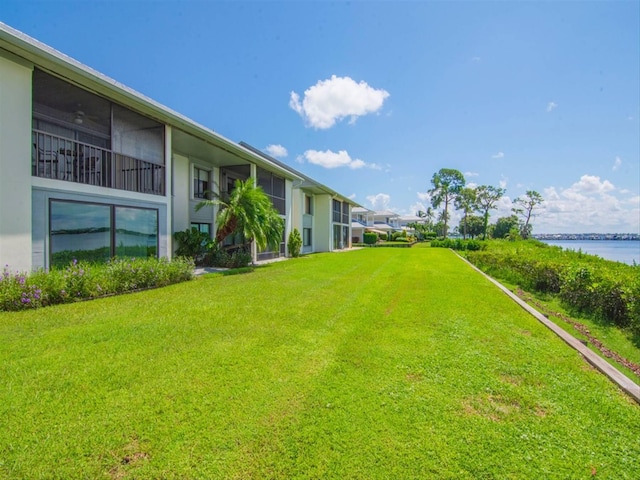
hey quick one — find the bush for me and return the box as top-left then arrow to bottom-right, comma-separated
174,228 -> 213,265
0,257 -> 194,312
204,245 -> 252,268
363,232 -> 378,245
288,229 -> 302,258
465,240 -> 639,332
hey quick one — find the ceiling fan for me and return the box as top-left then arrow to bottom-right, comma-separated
72,104 -> 100,125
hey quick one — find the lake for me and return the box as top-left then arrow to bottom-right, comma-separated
540,240 -> 640,265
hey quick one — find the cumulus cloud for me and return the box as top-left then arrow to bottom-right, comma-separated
265,144 -> 288,158
410,202 -> 428,216
612,156 -> 622,171
301,149 -> 379,170
366,193 -> 391,211
492,152 -> 504,159
536,174 -> 639,233
547,101 -> 558,112
348,193 -> 357,200
289,75 -> 390,129
464,171 -> 479,177
417,191 -> 431,203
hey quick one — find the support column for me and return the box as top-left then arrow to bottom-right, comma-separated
0,53 -> 33,271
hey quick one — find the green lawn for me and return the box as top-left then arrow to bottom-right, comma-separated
1,248 -> 639,479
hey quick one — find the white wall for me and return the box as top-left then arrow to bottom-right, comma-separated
314,194 -> 331,252
0,53 -> 33,271
171,153 -> 190,238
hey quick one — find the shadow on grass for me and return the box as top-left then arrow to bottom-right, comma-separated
221,266 -> 255,276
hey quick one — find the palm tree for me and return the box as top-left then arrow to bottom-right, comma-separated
196,179 -> 283,252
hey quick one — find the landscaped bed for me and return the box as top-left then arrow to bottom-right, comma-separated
1,247 -> 639,478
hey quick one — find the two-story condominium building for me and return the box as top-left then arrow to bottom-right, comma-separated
0,23 -> 356,271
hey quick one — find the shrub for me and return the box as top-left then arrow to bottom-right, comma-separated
0,257 -> 194,312
204,245 -> 252,268
363,232 -> 378,245
174,228 -> 213,265
288,228 -> 302,258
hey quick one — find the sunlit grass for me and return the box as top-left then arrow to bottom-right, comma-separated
1,248 -> 639,478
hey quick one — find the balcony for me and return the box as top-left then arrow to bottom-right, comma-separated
32,130 -> 165,196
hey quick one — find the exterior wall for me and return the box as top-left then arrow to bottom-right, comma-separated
0,52 -> 33,271
314,194 -> 331,252
171,153 -> 190,236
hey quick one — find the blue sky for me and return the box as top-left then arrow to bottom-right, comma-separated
2,1 -> 639,233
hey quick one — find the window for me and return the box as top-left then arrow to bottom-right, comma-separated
256,167 -> 286,215
342,226 -> 349,248
332,199 -> 342,223
305,195 -> 313,215
333,225 -> 342,249
303,228 -> 312,247
193,167 -> 210,199
50,200 -> 158,268
190,223 -> 211,235
342,201 -> 349,224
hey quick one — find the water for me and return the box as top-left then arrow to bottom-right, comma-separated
540,240 -> 640,265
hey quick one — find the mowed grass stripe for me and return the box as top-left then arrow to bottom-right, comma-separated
0,248 -> 638,479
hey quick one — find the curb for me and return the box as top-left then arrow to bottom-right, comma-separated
455,252 -> 640,405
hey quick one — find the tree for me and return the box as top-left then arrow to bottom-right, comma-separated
475,185 -> 505,240
492,215 -> 520,239
454,187 -> 476,239
512,190 -> 544,239
196,179 -> 284,252
428,168 -> 465,238
458,215 -> 484,239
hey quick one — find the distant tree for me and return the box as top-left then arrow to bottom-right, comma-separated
428,169 -> 465,238
475,185 -> 505,240
512,190 -> 544,239
492,215 -> 520,239
459,215 -> 484,239
454,187 -> 476,239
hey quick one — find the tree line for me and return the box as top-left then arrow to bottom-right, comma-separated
409,168 -> 544,240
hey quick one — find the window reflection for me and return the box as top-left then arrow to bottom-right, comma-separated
115,207 -> 158,258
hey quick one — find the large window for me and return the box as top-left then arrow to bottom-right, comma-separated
303,228 -> 312,247
333,225 -> 342,250
193,167 -> 210,199
50,200 -> 158,268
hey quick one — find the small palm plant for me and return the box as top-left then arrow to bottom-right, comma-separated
195,179 -> 283,253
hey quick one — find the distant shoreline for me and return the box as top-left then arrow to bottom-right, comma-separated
534,234 -> 639,241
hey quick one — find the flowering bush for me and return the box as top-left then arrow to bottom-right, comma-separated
0,257 -> 194,312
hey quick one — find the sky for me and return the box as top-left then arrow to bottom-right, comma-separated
2,1 -> 639,234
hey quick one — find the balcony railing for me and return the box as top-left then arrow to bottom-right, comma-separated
32,130 -> 165,196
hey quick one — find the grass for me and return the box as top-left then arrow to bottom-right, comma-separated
1,247 -> 639,478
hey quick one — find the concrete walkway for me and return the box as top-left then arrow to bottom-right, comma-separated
457,253 -> 640,404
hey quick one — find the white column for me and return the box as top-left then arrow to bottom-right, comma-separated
0,53 -> 33,271
249,163 -> 257,262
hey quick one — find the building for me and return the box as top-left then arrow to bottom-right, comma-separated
0,23 -> 356,271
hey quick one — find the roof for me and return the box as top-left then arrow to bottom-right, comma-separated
374,210 -> 401,218
0,22 -> 298,180
352,206 -> 374,214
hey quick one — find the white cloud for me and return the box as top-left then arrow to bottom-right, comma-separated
410,202 -> 427,216
612,156 -> 622,171
499,176 -> 508,189
417,191 -> 431,203
464,171 -> 479,177
301,149 -> 379,170
289,75 -> 390,129
265,144 -> 288,158
547,101 -> 558,112
366,193 -> 391,210
492,152 -> 504,159
348,193 -> 356,200
536,174 -> 639,233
